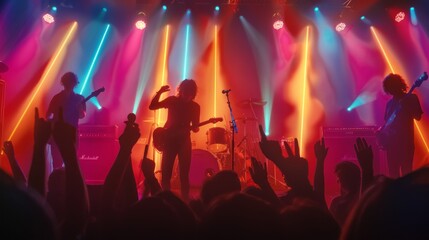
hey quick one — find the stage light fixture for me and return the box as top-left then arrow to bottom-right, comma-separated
135,12 -> 147,30
43,13 -> 55,24
395,11 -> 405,22
162,5 -> 167,10
215,6 -> 220,11
335,22 -> 346,32
360,15 -> 372,25
410,7 -> 417,25
42,5 -> 57,24
314,7 -> 319,12
272,12 -> 284,30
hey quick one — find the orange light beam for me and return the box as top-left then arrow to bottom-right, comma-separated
370,26 -> 395,73
7,22 -> 78,141
214,25 -> 218,121
156,25 -> 170,125
415,120 -> 429,152
155,25 -> 170,163
299,26 -> 310,156
371,26 -> 429,153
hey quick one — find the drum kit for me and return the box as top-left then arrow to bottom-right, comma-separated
169,98 -> 266,188
202,98 -> 266,184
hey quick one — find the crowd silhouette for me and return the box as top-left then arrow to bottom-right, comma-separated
1,107 -> 429,240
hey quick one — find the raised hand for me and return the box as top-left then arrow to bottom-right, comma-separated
3,141 -> 15,159
282,138 -> 310,188
258,125 -> 285,169
28,107 -> 52,195
314,138 -> 329,162
141,157 -> 156,179
354,137 -> 373,172
158,85 -> 170,93
314,138 -> 328,207
119,114 -> 140,152
248,157 -> 268,186
34,107 -> 51,146
3,141 -> 27,184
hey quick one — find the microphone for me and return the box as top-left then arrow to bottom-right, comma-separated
222,89 -> 231,94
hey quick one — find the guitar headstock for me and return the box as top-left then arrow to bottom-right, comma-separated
415,72 -> 428,87
91,87 -> 105,97
209,117 -> 223,123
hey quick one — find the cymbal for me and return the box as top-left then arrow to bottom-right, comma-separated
0,61 -> 8,73
239,98 -> 267,107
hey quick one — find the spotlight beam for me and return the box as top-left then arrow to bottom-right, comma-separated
299,26 -> 310,156
370,27 -> 395,73
182,24 -> 190,80
79,24 -> 111,110
7,22 -> 78,142
214,25 -> 218,121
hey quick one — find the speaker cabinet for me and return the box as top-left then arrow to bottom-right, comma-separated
323,127 -> 387,205
77,138 -> 119,185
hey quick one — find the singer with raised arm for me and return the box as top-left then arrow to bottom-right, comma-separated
46,72 -> 86,170
149,79 -> 200,201
379,73 -> 424,178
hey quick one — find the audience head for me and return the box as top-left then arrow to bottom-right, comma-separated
341,167 -> 429,240
119,196 -> 182,239
281,199 -> 340,240
335,161 -> 361,195
0,169 -> 59,239
198,192 -> 284,239
200,170 -> 241,206
155,190 -> 197,237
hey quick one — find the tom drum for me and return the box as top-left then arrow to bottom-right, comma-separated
206,127 -> 228,153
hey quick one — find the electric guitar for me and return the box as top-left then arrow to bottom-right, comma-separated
153,117 -> 223,152
376,72 -> 427,149
82,87 -> 105,104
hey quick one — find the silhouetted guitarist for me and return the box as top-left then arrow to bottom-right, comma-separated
380,73 -> 424,178
149,79 -> 200,201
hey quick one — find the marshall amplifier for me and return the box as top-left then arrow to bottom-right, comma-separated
77,125 -> 119,184
78,125 -> 118,139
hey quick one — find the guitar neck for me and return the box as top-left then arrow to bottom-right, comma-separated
197,119 -> 214,127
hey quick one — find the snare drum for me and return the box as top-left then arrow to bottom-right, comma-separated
206,127 -> 228,153
189,149 -> 221,187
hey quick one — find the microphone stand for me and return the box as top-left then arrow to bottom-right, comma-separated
224,91 -> 238,171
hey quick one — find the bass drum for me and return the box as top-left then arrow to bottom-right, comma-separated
189,149 -> 221,187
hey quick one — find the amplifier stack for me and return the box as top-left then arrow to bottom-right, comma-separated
77,125 -> 119,185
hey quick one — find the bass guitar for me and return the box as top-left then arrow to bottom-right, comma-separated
83,87 -> 105,104
376,72 -> 427,149
153,117 -> 223,152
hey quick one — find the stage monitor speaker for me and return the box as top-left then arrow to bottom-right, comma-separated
77,125 -> 119,185
322,126 -> 386,204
